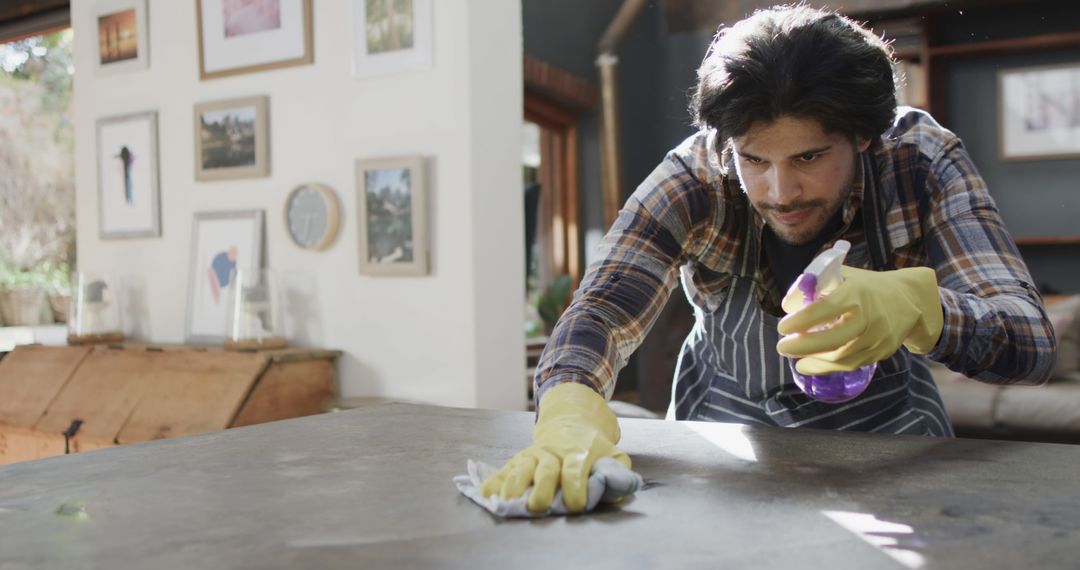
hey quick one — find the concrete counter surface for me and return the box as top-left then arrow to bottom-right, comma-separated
1,401 -> 1078,569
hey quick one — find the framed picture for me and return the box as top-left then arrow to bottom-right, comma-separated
94,0 -> 149,74
197,0 -> 313,80
185,210 -> 265,343
356,156 -> 429,276
194,96 -> 269,181
96,111 -> 161,239
352,0 -> 433,78
999,62 -> 1080,161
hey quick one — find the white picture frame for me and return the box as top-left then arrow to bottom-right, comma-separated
352,0 -> 433,78
185,210 -> 265,343
194,96 -> 270,181
356,156 -> 429,276
999,62 -> 1080,161
96,111 -> 161,239
94,0 -> 149,74
197,0 -> 313,80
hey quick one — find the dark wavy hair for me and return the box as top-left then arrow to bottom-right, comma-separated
690,5 -> 897,148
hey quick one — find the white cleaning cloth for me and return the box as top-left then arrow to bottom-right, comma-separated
454,457 -> 644,518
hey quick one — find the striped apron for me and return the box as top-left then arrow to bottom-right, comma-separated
667,153 -> 954,436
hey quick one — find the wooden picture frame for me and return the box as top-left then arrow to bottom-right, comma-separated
196,0 -> 313,80
94,0 -> 149,74
185,210 -> 265,343
194,96 -> 269,181
999,62 -> 1080,161
356,156 -> 429,276
96,111 -> 161,239
352,0 -> 433,78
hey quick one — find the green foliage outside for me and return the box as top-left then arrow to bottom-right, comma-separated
0,29 -> 75,294
535,274 -> 572,336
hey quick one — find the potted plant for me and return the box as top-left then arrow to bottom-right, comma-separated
0,264 -> 52,326
535,274 -> 573,336
44,262 -> 73,323
0,188 -> 74,326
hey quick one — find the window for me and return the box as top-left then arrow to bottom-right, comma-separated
0,29 -> 75,325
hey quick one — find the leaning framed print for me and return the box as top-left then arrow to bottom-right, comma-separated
194,95 -> 270,181
356,155 -> 429,276
185,209 -> 265,343
352,0 -> 433,78
196,0 -> 313,80
94,0 -> 149,74
999,62 -> 1080,161
96,111 -> 161,239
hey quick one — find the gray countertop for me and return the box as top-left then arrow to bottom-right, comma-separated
1,401 -> 1078,569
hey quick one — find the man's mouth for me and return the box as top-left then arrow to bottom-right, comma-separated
772,209 -> 812,225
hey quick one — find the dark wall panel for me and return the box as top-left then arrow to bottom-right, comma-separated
940,0 -> 1080,292
944,49 -> 1080,240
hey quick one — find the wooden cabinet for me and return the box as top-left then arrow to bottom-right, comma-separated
0,343 -> 340,465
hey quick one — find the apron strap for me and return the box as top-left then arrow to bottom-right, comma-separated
860,151 -> 894,271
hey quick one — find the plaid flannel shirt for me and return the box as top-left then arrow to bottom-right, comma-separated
534,107 -> 1057,403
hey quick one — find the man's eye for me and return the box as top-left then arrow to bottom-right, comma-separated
797,153 -> 819,163
743,156 -> 764,165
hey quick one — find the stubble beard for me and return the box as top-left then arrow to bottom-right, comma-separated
754,169 -> 856,246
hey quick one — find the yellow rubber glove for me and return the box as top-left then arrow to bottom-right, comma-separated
480,382 -> 630,514
776,265 -> 944,375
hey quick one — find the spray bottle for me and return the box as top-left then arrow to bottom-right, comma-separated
786,240 -> 876,403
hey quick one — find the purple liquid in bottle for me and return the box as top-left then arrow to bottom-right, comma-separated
787,273 -> 876,403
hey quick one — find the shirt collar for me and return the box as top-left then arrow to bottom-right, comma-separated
843,150 -> 867,226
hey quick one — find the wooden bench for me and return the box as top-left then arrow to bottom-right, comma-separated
0,343 -> 340,465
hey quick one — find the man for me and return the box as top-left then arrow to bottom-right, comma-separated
482,5 -> 1056,514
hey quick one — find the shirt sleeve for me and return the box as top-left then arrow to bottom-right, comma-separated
923,136 -> 1057,385
533,144 -> 718,404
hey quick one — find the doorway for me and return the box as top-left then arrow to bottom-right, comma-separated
522,92 -> 582,340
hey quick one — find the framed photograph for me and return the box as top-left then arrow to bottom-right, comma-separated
999,62 -> 1080,161
194,96 -> 269,181
94,0 -> 149,74
352,0 -> 433,78
185,210 -> 265,343
356,156 -> 429,276
197,0 -> 313,80
96,111 -> 161,239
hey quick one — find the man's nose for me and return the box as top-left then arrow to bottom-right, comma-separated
767,166 -> 802,204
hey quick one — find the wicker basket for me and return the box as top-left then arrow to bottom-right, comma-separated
49,293 -> 71,323
0,287 -> 51,326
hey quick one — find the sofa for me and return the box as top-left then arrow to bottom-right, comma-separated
931,295 -> 1080,443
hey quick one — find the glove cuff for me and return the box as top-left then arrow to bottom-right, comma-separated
536,382 -> 621,444
901,267 -> 944,354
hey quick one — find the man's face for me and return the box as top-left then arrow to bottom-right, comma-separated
731,115 -> 870,245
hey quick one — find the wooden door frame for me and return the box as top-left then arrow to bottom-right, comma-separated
525,92 -> 582,287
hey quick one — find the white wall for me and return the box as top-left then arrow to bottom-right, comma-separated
71,0 -> 525,410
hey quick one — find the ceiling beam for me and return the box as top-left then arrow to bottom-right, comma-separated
0,0 -> 68,25
0,0 -> 67,41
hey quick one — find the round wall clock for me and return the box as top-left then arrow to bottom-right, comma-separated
284,183 -> 341,251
